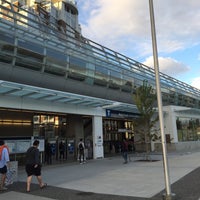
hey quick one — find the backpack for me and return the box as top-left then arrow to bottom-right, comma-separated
0,145 -> 9,160
79,143 -> 84,151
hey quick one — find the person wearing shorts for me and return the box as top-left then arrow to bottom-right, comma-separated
25,140 -> 47,192
0,140 -> 10,191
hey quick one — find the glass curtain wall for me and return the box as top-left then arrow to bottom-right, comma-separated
103,119 -> 135,155
176,117 -> 200,141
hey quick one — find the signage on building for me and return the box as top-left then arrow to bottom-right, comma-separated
96,136 -> 102,147
5,137 -> 45,154
118,129 -> 132,133
106,109 -> 140,119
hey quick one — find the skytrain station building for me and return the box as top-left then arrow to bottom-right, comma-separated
0,0 -> 200,164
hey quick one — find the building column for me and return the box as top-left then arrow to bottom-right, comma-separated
92,115 -> 104,159
163,106 -> 178,143
168,107 -> 178,142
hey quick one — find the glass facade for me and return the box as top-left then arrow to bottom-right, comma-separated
33,115 -> 67,139
176,117 -> 200,141
103,119 -> 135,155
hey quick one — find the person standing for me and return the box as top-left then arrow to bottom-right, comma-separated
78,139 -> 85,164
0,140 -> 10,191
121,138 -> 129,164
59,141 -> 65,160
25,140 -> 47,192
45,142 -> 52,165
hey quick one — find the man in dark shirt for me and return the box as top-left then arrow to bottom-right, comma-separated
25,140 -> 47,192
78,139 -> 85,164
121,139 -> 129,164
59,141 -> 65,160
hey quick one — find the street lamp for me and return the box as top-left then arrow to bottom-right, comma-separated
148,0 -> 174,199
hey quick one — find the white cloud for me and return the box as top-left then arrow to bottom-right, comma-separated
191,77 -> 200,90
143,56 -> 190,77
78,0 -> 150,54
77,0 -> 200,88
77,0 -> 200,57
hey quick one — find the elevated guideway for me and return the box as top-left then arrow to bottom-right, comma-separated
0,1 -> 200,112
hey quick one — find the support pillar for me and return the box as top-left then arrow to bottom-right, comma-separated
92,115 -> 104,159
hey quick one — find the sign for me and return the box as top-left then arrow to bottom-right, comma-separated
118,129 -> 132,133
106,109 -> 140,118
5,138 -> 45,154
16,141 -> 31,153
97,136 -> 102,147
6,141 -> 16,154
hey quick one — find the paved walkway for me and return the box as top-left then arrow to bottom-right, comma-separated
1,151 -> 200,200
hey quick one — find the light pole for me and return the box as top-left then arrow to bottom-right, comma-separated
148,0 -> 173,199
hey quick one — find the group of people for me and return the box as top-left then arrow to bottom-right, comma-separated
45,141 -> 65,165
0,137 -> 128,192
0,138 -> 86,192
0,139 -> 47,192
45,139 -> 86,164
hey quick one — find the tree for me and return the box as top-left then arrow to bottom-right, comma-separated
133,80 -> 160,157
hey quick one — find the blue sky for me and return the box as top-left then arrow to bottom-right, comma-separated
76,0 -> 200,90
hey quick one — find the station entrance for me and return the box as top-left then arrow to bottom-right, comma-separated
0,108 -> 93,165
0,108 -> 138,165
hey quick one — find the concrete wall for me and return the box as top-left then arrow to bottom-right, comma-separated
154,141 -> 200,153
0,63 -> 134,104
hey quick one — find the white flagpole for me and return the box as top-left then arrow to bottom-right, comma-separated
148,0 -> 173,199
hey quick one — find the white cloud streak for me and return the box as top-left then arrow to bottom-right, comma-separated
143,56 -> 190,77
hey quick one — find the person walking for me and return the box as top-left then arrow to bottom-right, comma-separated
25,140 -> 47,192
0,140 -> 10,191
78,139 -> 85,164
121,138 -> 128,164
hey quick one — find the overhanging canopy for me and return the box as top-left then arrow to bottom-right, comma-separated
0,80 -> 138,114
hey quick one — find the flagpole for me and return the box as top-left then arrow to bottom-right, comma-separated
148,1 -> 173,199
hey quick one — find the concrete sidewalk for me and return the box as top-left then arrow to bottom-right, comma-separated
1,151 -> 200,200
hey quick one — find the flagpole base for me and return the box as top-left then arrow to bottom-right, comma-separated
162,193 -> 176,200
